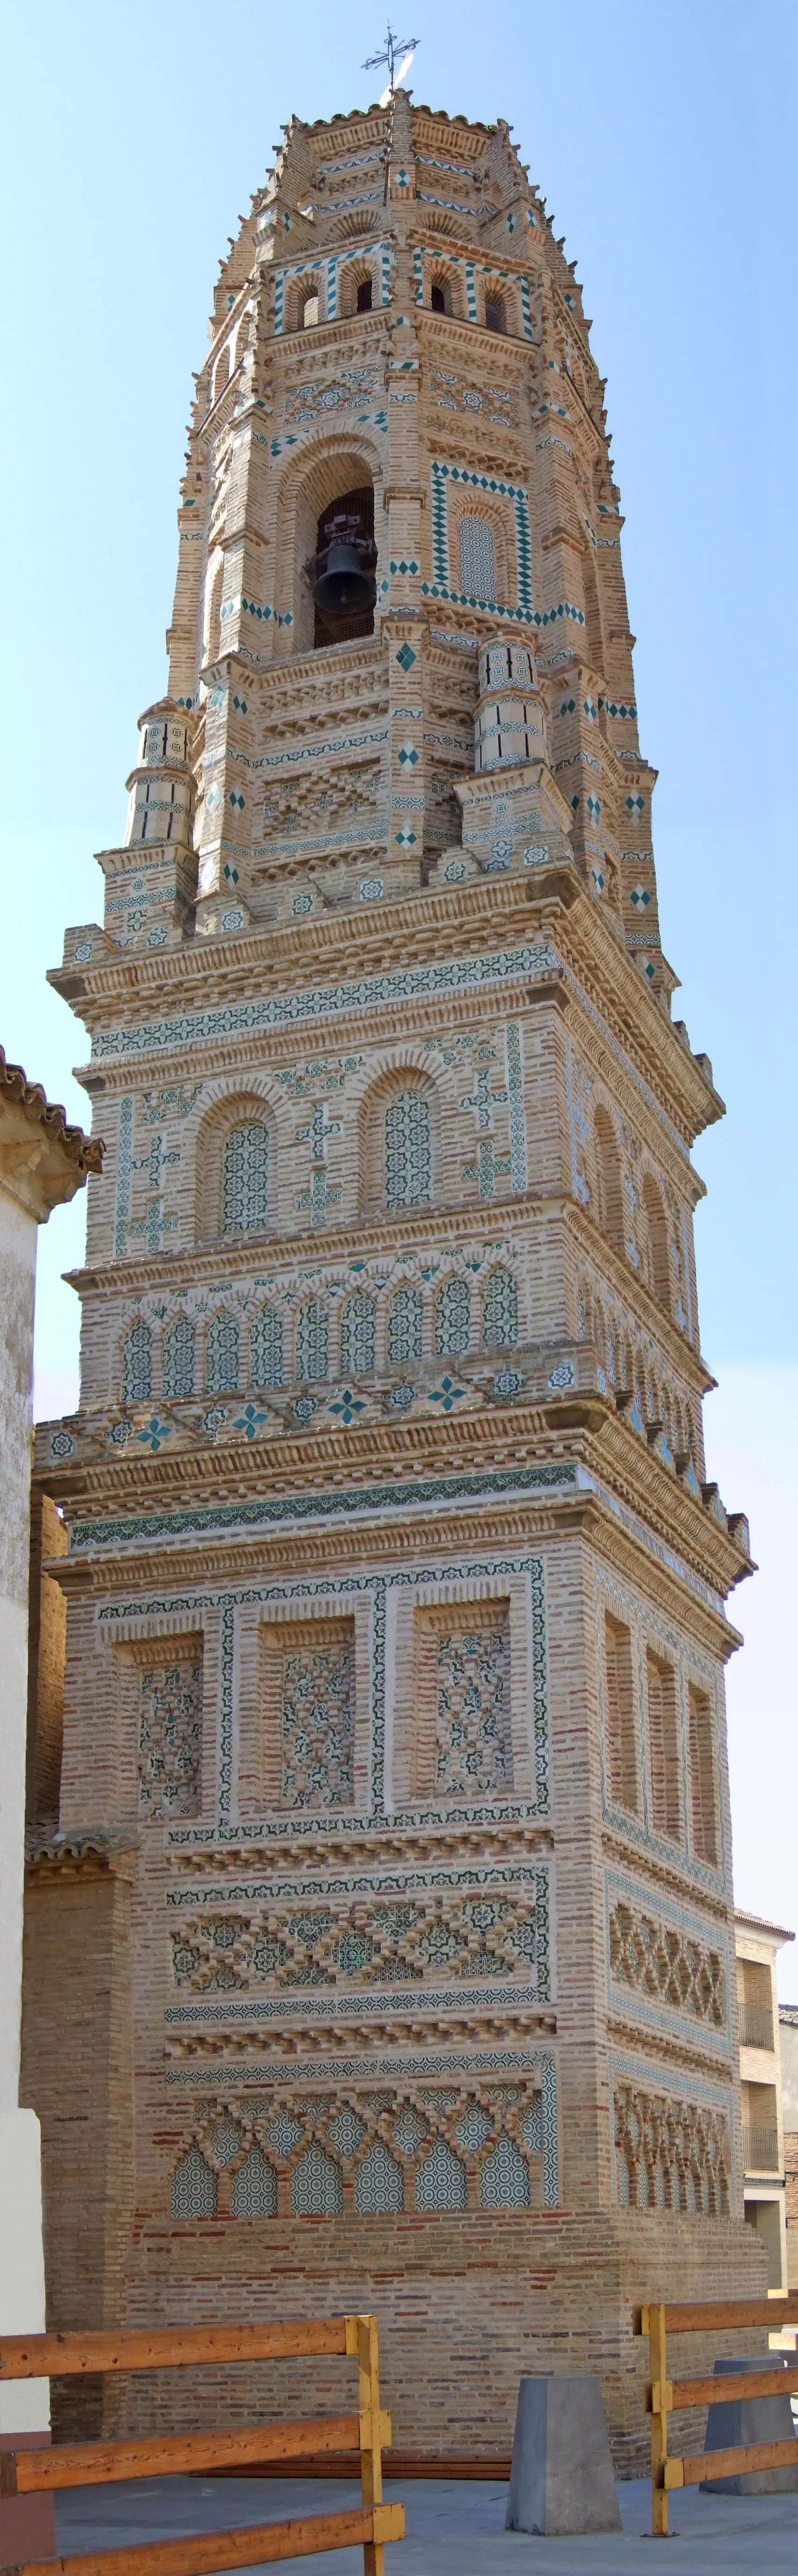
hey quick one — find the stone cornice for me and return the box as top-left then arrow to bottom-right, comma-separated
55,876 -> 720,1150
36,1404 -> 749,1625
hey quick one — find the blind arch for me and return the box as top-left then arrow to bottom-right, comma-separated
122,1319 -> 152,1403
459,515 -> 496,601
340,1291 -> 376,1379
206,1310 -> 240,1394
222,1120 -> 269,1236
296,1298 -> 329,1382
384,1089 -> 432,1209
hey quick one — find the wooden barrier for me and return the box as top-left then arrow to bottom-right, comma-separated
634,2295 -> 798,2536
0,2314 -> 404,2576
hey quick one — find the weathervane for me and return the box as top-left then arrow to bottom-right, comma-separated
363,23 -> 419,107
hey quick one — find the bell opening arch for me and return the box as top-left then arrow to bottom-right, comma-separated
276,440 -> 384,659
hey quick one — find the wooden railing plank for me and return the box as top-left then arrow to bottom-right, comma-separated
646,2367 -> 798,2413
19,2502 -> 406,2576
0,2323 -> 348,2381
666,2437 -> 798,2489
3,2415 -> 381,2495
638,2297 -> 798,2336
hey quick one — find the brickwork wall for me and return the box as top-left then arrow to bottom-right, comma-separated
20,1856 -> 134,2436
117,2207 -> 766,2474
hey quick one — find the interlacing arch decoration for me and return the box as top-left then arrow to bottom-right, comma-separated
169,2079 -> 548,2220
613,2079 -> 729,2217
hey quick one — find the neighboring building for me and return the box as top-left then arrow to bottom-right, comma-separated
734,1912 -> 795,2293
0,1048 -> 100,2544
780,2005 -> 798,2291
23,91 -> 767,2469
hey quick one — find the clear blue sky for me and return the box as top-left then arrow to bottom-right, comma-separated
1,0 -> 796,1954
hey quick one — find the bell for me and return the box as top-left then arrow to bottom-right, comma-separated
313,539 -> 376,618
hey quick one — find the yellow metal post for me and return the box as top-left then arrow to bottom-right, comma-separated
349,2315 -> 384,2576
647,2304 -> 670,2537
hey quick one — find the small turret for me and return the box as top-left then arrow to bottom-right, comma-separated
124,700 -> 194,848
474,637 -> 547,772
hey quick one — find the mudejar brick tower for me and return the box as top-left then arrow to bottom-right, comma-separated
24,84 -> 763,2463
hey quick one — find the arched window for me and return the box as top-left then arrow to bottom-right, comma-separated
340,1291 -> 376,1379
388,1283 -> 423,1367
298,283 -> 319,329
250,1304 -> 284,1388
223,1121 -> 269,1236
435,1276 -> 471,1355
384,1090 -> 432,1209
430,278 -> 452,315
482,1269 -> 518,1349
459,515 -> 496,601
485,293 -> 506,333
642,1174 -> 671,1311
593,1105 -> 625,1250
356,277 -> 373,312
206,1310 -> 240,1394
163,1315 -> 195,1399
122,1319 -> 152,1403
296,1298 -> 329,1382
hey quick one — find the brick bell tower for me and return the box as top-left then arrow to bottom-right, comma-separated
27,82 -> 763,2465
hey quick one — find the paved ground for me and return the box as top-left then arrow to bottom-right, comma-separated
56,2467 -> 798,2575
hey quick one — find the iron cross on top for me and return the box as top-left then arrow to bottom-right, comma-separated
362,24 -> 419,101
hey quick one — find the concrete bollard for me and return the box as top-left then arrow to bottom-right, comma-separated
505,2375 -> 622,2536
701,2354 -> 798,2494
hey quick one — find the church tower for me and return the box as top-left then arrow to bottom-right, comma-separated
27,87 -> 762,2463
